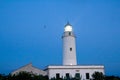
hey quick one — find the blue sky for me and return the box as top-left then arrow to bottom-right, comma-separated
0,0 -> 120,76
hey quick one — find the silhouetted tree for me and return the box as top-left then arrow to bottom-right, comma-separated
6,71 -> 48,80
1,72 -> 120,80
105,75 -> 120,80
0,74 -> 6,80
92,72 -> 105,80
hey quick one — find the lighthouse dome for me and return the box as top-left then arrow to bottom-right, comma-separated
64,23 -> 72,32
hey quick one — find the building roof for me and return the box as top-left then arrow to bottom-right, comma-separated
11,63 -> 47,76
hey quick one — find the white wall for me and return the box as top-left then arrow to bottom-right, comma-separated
47,65 -> 104,80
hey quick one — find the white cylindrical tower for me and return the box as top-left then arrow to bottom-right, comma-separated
62,23 -> 77,65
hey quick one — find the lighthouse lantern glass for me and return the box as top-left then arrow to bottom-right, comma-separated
64,25 -> 72,32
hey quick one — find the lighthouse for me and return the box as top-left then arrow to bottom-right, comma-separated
46,22 -> 104,80
62,22 -> 77,65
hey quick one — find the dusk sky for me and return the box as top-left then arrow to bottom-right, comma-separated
0,0 -> 120,76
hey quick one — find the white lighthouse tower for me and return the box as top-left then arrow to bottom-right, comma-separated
62,22 -> 77,65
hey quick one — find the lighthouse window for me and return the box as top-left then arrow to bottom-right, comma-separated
86,73 -> 90,79
70,48 -> 72,51
66,73 -> 70,79
56,73 -> 60,79
75,73 -> 80,79
69,32 -> 71,35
